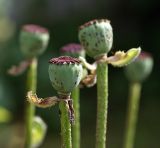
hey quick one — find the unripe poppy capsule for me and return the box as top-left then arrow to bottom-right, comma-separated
20,24 -> 49,58
79,19 -> 113,59
125,51 -> 153,82
48,56 -> 83,95
60,43 -> 85,58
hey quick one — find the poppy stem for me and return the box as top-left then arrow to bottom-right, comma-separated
72,87 -> 80,148
96,62 -> 108,148
59,100 -> 72,148
123,82 -> 141,148
25,58 -> 37,148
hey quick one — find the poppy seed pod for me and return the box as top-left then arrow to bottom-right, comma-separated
60,43 -> 87,80
48,56 -> 83,95
125,51 -> 153,82
78,19 -> 113,59
60,43 -> 85,58
20,24 -> 49,58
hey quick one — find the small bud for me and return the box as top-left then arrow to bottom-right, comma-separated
79,19 -> 113,59
49,56 -> 83,95
20,24 -> 49,58
125,51 -> 153,82
60,43 -> 85,58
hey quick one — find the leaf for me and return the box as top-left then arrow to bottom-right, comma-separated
107,47 -> 141,67
32,116 -> 47,148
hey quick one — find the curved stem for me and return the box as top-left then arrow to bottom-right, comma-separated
25,58 -> 37,148
59,101 -> 72,148
123,82 -> 141,148
71,87 -> 80,148
96,62 -> 108,148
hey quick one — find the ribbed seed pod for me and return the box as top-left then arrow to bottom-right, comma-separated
48,56 -> 83,95
60,43 -> 85,58
125,51 -> 153,82
79,19 -> 113,59
20,24 -> 49,58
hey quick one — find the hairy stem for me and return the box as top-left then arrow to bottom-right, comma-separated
96,62 -> 108,148
25,58 -> 37,148
59,101 -> 72,148
72,87 -> 80,148
123,82 -> 141,148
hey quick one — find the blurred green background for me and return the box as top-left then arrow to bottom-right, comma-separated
0,0 -> 160,147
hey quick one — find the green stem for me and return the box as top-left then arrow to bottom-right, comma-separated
59,101 -> 72,148
25,58 -> 37,148
123,82 -> 141,148
71,87 -> 80,148
96,62 -> 108,148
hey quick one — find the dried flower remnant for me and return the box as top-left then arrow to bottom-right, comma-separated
27,91 -> 59,108
8,59 -> 32,76
107,47 -> 141,67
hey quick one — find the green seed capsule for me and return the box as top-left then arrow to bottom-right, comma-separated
48,56 -> 83,95
125,51 -> 153,82
20,24 -> 49,58
79,19 -> 113,59
60,43 -> 85,58
60,43 -> 87,80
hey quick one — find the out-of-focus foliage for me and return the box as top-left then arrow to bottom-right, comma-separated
0,0 -> 15,43
32,116 -> 47,148
0,106 -> 12,123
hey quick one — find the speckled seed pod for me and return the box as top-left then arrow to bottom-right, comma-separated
20,24 -> 49,58
125,51 -> 153,82
48,56 -> 83,95
79,19 -> 113,59
60,43 -> 85,58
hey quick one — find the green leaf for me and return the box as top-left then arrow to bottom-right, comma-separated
32,116 -> 47,148
107,47 -> 141,67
